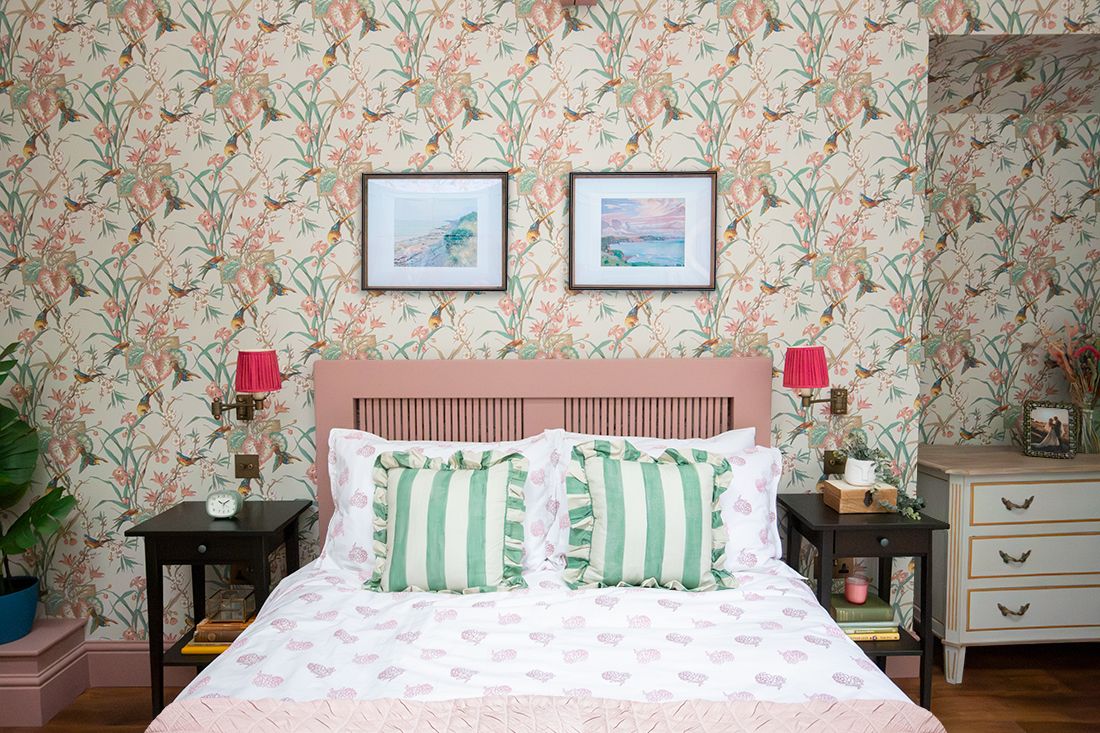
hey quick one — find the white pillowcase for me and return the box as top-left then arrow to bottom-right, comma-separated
543,428 -> 761,568
718,445 -> 783,570
322,428 -> 560,579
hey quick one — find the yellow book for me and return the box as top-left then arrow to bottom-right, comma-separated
180,641 -> 232,655
846,631 -> 901,642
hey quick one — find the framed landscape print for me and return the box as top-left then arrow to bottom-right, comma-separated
568,171 -> 716,290
361,172 -> 508,291
1022,400 -> 1079,459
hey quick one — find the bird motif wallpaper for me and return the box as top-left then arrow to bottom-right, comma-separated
0,0 -> 1094,643
920,32 -> 1100,446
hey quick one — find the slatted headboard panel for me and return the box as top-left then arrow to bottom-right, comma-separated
356,398 -> 526,442
563,397 -> 734,439
315,357 -> 772,540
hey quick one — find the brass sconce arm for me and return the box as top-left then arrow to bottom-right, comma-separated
210,393 -> 268,421
798,387 -> 848,415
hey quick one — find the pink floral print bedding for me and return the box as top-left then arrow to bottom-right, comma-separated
167,560 -> 929,725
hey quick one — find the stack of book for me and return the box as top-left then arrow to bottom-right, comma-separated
830,593 -> 899,641
180,615 -> 255,655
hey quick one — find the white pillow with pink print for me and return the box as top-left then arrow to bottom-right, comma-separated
322,428 -> 562,579
718,445 -> 784,571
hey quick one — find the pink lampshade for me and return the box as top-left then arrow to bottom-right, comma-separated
235,350 -> 282,393
782,346 -> 830,390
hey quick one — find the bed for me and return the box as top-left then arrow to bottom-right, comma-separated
149,358 -> 944,732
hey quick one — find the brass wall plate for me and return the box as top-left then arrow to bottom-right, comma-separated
234,453 -> 260,479
823,450 -> 847,475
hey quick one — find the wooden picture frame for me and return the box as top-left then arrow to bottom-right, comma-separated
568,171 -> 717,290
1022,400 -> 1079,459
361,172 -> 508,291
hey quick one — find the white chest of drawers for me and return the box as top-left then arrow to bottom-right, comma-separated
917,445 -> 1100,683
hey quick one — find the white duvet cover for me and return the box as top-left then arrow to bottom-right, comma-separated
179,559 -> 907,706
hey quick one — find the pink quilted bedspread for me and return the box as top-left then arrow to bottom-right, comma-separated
149,695 -> 945,732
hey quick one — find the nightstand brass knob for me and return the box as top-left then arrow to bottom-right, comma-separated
878,536 -> 889,548
197,544 -> 207,554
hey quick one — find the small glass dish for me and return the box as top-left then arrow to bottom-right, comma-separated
206,586 -> 256,622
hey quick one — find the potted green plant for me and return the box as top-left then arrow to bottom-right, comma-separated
0,343 -> 76,644
839,432 -> 885,487
836,431 -> 926,519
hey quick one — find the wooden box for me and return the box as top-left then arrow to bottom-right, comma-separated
822,480 -> 897,514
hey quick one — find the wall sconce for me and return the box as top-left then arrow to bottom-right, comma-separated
211,349 -> 283,422
782,345 -> 848,416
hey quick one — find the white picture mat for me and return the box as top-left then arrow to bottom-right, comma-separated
572,175 -> 713,287
365,177 -> 504,288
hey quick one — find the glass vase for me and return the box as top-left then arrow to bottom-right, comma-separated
1079,408 -> 1100,454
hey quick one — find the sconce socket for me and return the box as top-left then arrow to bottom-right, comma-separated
234,453 -> 261,479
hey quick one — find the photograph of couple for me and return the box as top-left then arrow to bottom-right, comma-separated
1026,404 -> 1076,458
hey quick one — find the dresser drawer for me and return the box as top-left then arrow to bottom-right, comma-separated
833,529 -> 931,556
155,535 -> 259,564
970,478 -> 1100,526
967,585 -> 1100,631
969,532 -> 1100,578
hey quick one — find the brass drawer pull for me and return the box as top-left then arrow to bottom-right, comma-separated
998,549 -> 1032,564
997,602 -> 1030,618
1001,495 -> 1034,511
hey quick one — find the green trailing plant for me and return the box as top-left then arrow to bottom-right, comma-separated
839,432 -> 899,487
839,432 -> 925,519
0,343 -> 76,596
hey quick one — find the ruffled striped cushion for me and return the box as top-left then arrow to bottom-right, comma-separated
366,450 -> 527,593
565,440 -> 736,591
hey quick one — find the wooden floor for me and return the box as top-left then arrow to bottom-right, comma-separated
4,642 -> 1098,732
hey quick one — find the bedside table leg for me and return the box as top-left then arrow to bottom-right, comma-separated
191,564 -> 205,625
785,516 -> 798,570
816,532 -> 833,608
284,520 -> 301,574
145,544 -> 164,715
254,546 -> 271,606
873,557 -> 892,671
919,553 -> 933,709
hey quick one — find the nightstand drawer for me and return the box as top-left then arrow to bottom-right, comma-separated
967,585 -> 1100,631
834,529 -> 930,556
969,532 -> 1100,578
971,478 -> 1100,526
156,536 -> 259,564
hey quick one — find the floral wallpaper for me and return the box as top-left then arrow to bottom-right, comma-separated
920,31 -> 1100,446
0,0 -> 1090,644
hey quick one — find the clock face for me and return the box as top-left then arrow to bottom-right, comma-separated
206,491 -> 240,519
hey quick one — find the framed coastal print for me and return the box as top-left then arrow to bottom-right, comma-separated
361,172 -> 508,291
1022,400 -> 1079,459
568,171 -> 716,290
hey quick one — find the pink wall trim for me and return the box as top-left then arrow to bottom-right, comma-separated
0,619 -> 87,726
84,641 -> 196,687
314,357 -> 774,542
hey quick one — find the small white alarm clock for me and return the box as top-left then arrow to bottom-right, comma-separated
205,490 -> 243,519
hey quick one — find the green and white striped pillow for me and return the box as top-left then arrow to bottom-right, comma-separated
564,440 -> 736,592
366,450 -> 527,593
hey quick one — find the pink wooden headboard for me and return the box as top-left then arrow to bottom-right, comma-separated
314,357 -> 773,540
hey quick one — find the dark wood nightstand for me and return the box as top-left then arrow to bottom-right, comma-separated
125,499 -> 311,714
777,493 -> 948,710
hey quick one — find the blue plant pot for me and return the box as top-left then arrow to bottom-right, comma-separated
0,576 -> 39,645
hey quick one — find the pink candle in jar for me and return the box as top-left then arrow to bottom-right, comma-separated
844,575 -> 870,605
